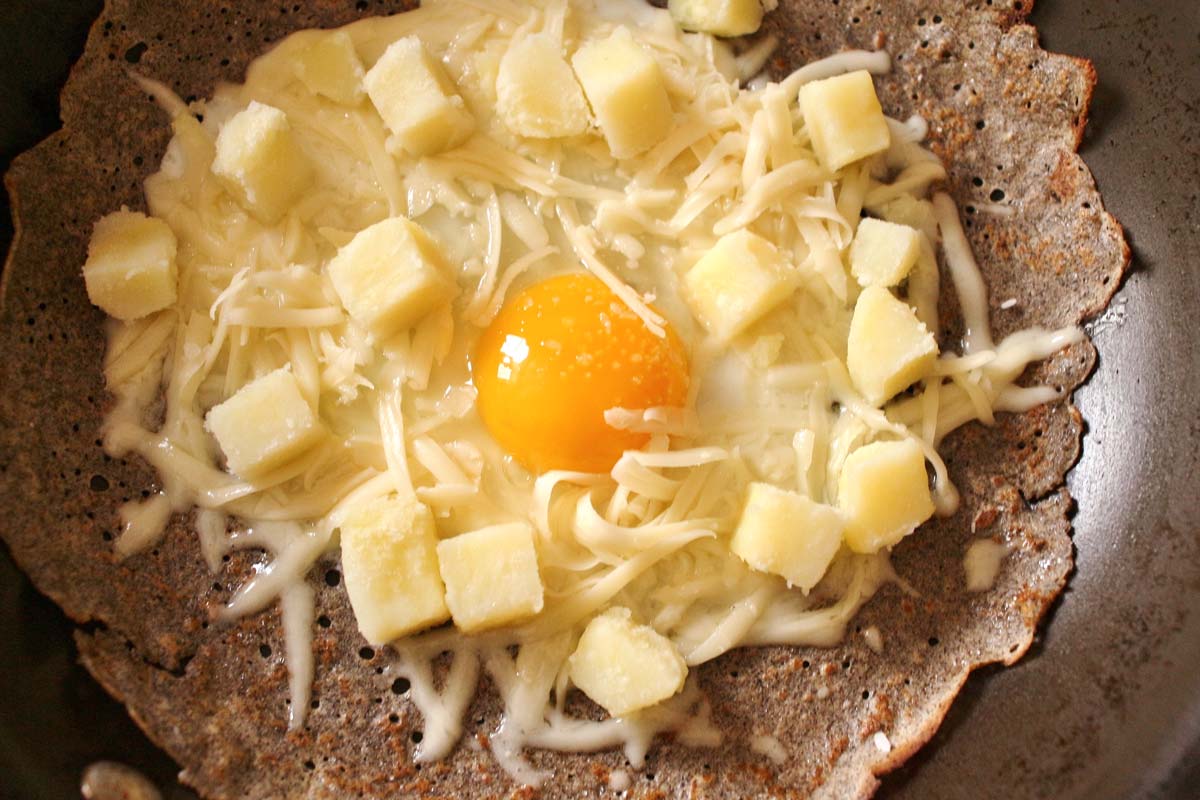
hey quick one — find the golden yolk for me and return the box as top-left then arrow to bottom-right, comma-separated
473,273 -> 689,474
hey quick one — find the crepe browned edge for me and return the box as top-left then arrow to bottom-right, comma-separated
0,0 -> 1128,798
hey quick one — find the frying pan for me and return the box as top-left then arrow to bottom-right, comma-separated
0,1 -> 1196,798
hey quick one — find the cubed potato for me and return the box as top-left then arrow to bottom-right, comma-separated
340,494 -> 449,644
668,0 -> 764,37
205,366 -> 325,480
364,36 -> 475,157
327,217 -> 456,339
571,27 -> 673,158
798,70 -> 891,171
849,218 -> 922,288
846,285 -> 937,405
437,522 -> 544,633
838,438 -> 934,553
682,229 -> 797,342
293,30 -> 365,105
568,607 -> 687,717
730,482 -> 844,592
497,33 -> 590,138
212,101 -> 315,223
82,210 -> 178,321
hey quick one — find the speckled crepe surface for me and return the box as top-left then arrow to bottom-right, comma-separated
0,0 -> 1127,798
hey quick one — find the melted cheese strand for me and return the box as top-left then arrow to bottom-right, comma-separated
934,191 -> 994,353
777,49 -> 892,96
281,582 -> 316,730
378,385 -> 415,498
221,526 -> 330,619
393,645 -> 481,761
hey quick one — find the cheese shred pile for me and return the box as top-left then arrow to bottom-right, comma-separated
95,0 -> 1083,780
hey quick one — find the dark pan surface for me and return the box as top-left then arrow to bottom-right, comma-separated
0,1 -> 1196,798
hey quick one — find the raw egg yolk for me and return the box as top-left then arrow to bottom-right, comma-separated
473,273 -> 689,474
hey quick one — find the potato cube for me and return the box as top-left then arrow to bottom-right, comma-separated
82,210 -> 177,321
731,482 -> 844,592
846,286 -> 938,405
568,607 -> 687,717
205,366 -> 325,480
668,0 -> 764,37
327,217 -> 456,339
364,36 -> 475,157
799,70 -> 891,171
682,229 -> 797,342
571,27 -> 673,158
849,218 -> 922,288
437,522 -> 544,633
212,101 -> 314,224
497,33 -> 590,138
838,438 -> 934,553
340,494 -> 449,644
293,30 -> 365,105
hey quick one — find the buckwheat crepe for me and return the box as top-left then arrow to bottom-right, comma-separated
0,1 -> 1127,797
